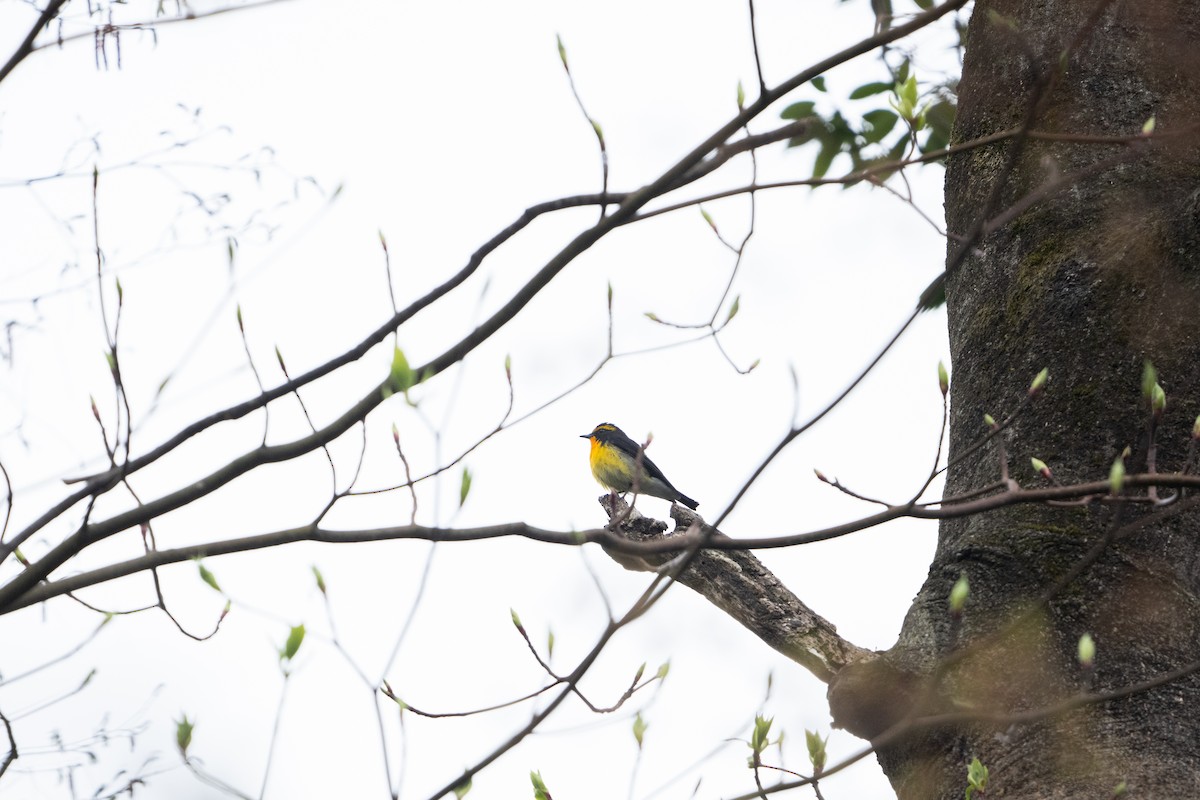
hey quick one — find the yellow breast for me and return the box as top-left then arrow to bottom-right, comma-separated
588,439 -> 633,492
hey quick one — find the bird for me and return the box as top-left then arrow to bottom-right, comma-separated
579,422 -> 699,510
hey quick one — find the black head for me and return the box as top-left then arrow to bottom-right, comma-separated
579,422 -> 621,441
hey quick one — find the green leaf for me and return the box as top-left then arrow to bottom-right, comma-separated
196,561 -> 222,593
459,466 -> 473,508
632,712 -> 648,749
849,81 -> 894,99
812,142 -> 838,179
914,0 -> 934,8
861,109 -> 899,143
886,135 -> 908,165
312,565 -> 327,596
781,101 -> 816,120
893,74 -> 919,119
453,774 -> 473,799
750,715 -> 773,754
387,346 -> 415,396
966,757 -> 989,797
811,75 -> 827,92
281,624 -> 305,662
531,770 -> 551,800
921,98 -> 956,154
805,729 -> 828,774
725,296 -> 740,323
175,714 -> 194,756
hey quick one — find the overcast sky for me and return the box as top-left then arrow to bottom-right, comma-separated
0,1 -> 966,798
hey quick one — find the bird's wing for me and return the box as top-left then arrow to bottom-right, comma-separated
610,430 -> 679,491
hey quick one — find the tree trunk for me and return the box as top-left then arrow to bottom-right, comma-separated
829,1 -> 1200,796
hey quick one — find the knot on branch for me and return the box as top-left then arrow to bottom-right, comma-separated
826,657 -> 924,741
597,493 -> 700,572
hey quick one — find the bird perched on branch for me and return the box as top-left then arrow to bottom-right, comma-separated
579,422 -> 699,510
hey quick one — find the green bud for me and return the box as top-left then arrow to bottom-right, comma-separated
967,757 -> 989,794
459,466 -> 472,508
555,34 -> 568,69
1192,415 -> 1200,440
1031,457 -> 1051,479
937,360 -> 949,397
813,468 -> 829,483
1152,383 -> 1166,416
1141,360 -> 1158,399
280,624 -> 305,662
949,573 -> 969,614
1078,632 -> 1096,667
656,661 -> 670,680
175,714 -> 194,756
805,729 -> 828,774
750,715 -> 773,754
531,770 -> 551,800
196,560 -> 222,593
1109,457 -> 1126,494
312,565 -> 327,596
632,712 -> 648,749
510,608 -> 523,630
1028,367 -> 1049,395
1141,116 -> 1156,135
736,80 -> 746,109
983,413 -> 996,428
453,774 -> 473,799
387,346 -> 415,395
725,296 -> 740,323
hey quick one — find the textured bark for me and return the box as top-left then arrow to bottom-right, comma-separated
831,1 -> 1200,797
598,496 -> 872,682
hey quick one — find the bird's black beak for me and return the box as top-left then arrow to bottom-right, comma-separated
579,433 -> 591,439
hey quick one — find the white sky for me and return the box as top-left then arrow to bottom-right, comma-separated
0,1 -> 967,798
